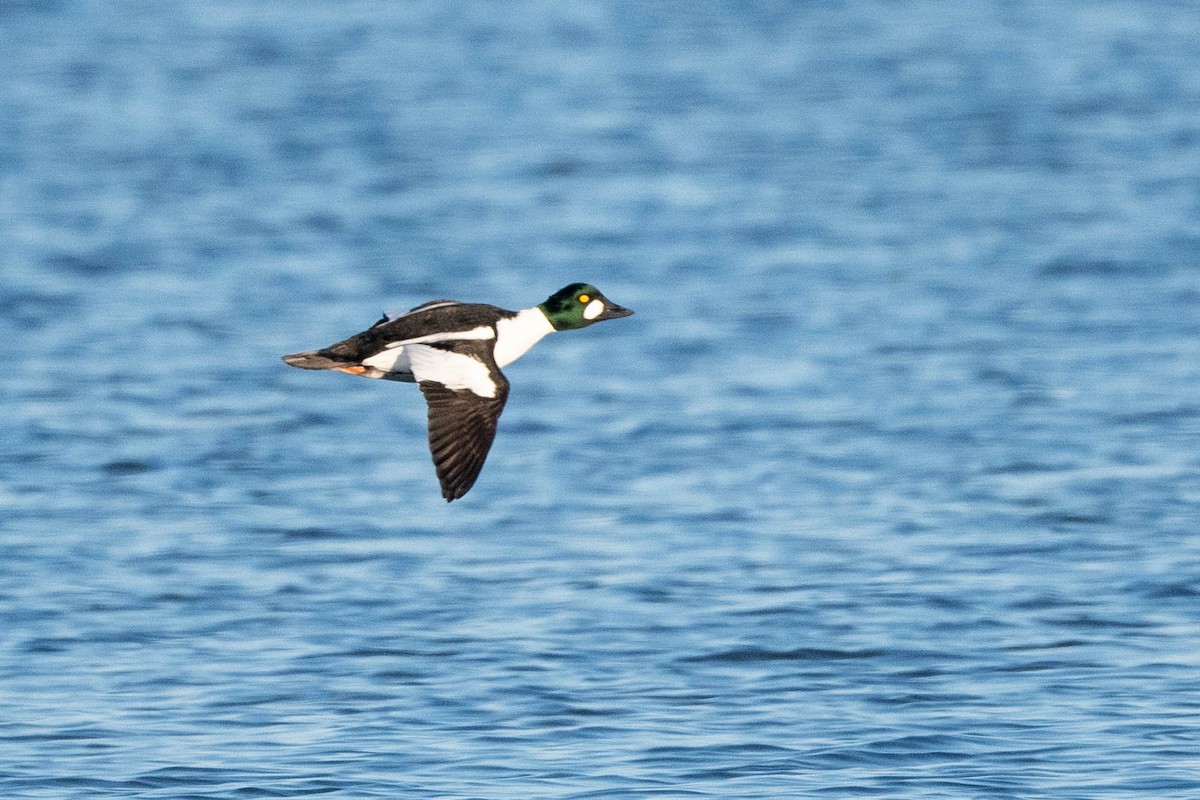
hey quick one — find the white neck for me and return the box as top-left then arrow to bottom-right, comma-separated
493,307 -> 555,368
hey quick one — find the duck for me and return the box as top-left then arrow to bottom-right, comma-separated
282,283 -> 633,501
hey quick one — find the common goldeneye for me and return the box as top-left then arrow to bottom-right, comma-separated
283,283 -> 633,501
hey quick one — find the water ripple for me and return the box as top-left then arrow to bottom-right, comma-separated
4,1 -> 1200,797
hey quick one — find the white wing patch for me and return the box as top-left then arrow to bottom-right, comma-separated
362,345 -> 412,374
583,299 -> 605,320
363,326 -> 496,379
406,344 -> 498,398
384,325 -> 495,349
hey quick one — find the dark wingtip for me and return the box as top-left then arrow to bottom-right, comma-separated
441,480 -> 472,502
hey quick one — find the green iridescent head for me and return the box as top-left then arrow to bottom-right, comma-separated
538,283 -> 633,331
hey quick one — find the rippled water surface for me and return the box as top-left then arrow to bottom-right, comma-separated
4,1 -> 1200,797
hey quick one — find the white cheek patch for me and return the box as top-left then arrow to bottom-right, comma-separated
583,299 -> 605,320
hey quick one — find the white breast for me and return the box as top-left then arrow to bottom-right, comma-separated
493,308 -> 555,367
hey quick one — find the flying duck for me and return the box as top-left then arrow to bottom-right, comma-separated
282,283 -> 633,501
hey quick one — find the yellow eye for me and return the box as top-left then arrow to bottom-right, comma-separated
578,294 -> 590,304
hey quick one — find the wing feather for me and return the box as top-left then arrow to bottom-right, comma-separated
419,376 -> 509,500
322,303 -> 510,363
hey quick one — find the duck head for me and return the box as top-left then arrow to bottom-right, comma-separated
538,283 -> 634,331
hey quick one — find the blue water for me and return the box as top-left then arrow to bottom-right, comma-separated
3,1 -> 1200,797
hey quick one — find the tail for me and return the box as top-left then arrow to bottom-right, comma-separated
282,350 -> 352,370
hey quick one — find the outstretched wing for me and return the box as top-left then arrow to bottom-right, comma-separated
419,379 -> 509,501
408,341 -> 510,501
